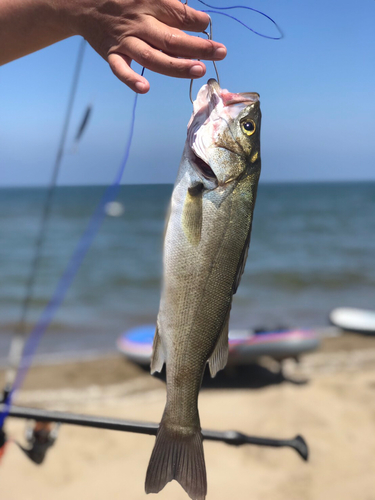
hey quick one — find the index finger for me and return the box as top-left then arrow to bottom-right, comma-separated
153,0 -> 210,33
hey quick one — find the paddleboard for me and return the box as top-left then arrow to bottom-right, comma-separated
117,325 -> 320,366
329,307 -> 375,335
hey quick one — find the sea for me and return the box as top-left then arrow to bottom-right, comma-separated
0,182 -> 374,363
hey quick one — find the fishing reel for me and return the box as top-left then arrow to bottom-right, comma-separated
17,420 -> 60,465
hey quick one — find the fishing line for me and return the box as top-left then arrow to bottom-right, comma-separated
0,70 -> 144,430
189,16 -> 219,104
196,0 -> 283,40
189,1 -> 282,102
4,38 -> 87,391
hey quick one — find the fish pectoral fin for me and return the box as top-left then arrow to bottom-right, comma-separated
208,310 -> 230,378
150,326 -> 165,374
182,182 -> 204,246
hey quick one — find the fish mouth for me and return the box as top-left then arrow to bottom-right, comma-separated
187,80 -> 259,185
207,79 -> 259,107
207,78 -> 221,94
191,151 -> 217,182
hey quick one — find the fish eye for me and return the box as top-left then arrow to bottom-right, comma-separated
241,120 -> 256,136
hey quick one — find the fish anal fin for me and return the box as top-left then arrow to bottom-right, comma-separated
145,421 -> 207,500
208,310 -> 230,378
182,183 -> 203,246
150,326 -> 165,374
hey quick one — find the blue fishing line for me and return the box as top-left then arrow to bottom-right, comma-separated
0,75 -> 143,429
197,0 -> 283,40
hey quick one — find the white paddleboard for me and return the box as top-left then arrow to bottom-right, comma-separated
329,308 -> 375,334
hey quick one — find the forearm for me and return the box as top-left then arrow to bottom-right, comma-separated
0,0 -> 75,65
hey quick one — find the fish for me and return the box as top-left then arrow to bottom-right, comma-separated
145,79 -> 261,500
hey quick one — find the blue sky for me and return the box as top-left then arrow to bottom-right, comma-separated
1,0 -> 375,186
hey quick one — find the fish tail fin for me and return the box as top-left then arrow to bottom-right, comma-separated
145,419 -> 207,500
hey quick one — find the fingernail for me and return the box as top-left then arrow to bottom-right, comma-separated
134,82 -> 145,92
135,81 -> 146,93
214,47 -> 227,60
190,65 -> 204,77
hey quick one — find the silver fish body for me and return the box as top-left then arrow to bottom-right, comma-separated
145,80 -> 261,500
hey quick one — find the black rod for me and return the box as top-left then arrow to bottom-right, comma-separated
1,405 -> 308,461
5,38 -> 87,389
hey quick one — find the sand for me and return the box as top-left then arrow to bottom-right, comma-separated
1,333 -> 375,500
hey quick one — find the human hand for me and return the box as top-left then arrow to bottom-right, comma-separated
68,0 -> 227,93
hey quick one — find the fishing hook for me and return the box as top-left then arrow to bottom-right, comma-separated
189,16 -> 221,104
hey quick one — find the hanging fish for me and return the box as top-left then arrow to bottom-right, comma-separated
145,79 -> 261,500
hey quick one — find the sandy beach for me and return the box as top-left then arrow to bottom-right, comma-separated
1,332 -> 375,500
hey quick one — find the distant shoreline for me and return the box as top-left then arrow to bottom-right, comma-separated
1,179 -> 375,189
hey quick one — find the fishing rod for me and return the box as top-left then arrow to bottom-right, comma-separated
0,37 -> 89,463
4,38 -> 87,392
0,404 -> 308,461
0,52 -> 142,432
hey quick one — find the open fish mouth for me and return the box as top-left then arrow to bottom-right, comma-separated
206,79 -> 259,107
191,151 -> 217,181
187,79 -> 259,184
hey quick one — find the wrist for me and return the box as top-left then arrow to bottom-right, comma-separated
56,0 -> 102,42
52,0 -> 82,38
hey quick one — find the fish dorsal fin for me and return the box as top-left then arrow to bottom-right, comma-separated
150,325 -> 165,374
182,183 -> 204,246
208,309 -> 230,377
232,224 -> 252,294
